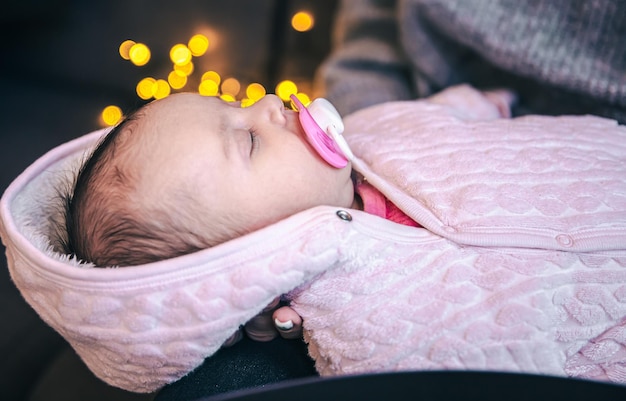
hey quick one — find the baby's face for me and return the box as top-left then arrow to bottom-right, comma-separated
134,92 -> 355,236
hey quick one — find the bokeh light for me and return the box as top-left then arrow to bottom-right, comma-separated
101,105 -> 123,126
291,11 -> 314,32
137,77 -> 157,100
201,70 -> 221,86
199,79 -> 219,96
220,93 -> 236,102
290,92 -> 311,109
170,43 -> 192,66
221,77 -> 241,96
276,80 -> 298,101
174,61 -> 194,76
246,83 -> 266,101
110,31 -> 317,120
241,98 -> 256,108
119,40 -> 135,60
188,34 -> 210,57
153,79 -> 171,99
129,43 -> 151,66
168,71 -> 188,90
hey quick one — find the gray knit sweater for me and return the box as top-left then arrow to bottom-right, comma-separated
316,0 -> 626,123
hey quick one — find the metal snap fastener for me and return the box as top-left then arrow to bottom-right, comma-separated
556,234 -> 573,247
336,210 -> 352,221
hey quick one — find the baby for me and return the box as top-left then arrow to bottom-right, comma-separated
66,93 -> 357,268
65,89 -> 459,268
67,84 -> 518,268
63,85 -> 513,341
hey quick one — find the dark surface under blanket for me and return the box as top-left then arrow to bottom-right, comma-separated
159,370 -> 626,401
156,336 -> 316,401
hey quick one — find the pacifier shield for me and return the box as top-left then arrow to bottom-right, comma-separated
290,94 -> 350,168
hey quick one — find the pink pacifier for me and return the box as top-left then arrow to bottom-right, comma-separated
290,94 -> 353,168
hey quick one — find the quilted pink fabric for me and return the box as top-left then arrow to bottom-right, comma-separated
1,86 -> 625,392
347,86 -> 626,252
288,88 -> 626,382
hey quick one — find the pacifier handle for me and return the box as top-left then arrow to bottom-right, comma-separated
290,94 -> 353,168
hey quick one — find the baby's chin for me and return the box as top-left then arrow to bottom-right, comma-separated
330,166 -> 357,209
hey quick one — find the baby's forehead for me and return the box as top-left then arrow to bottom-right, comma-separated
149,92 -> 219,111
126,93 -> 226,165
140,93 -> 226,128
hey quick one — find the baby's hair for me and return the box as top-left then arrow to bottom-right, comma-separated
64,110 -> 239,267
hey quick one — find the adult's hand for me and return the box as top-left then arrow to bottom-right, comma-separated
222,297 -> 303,347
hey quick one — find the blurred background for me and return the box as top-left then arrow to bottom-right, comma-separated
0,1 -> 337,399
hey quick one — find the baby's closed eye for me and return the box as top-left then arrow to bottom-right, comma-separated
249,130 -> 259,155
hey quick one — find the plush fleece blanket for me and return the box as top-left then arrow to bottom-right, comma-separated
1,86 -> 625,393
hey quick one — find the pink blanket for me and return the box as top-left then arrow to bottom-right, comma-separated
1,86 -> 625,392
290,91 -> 626,381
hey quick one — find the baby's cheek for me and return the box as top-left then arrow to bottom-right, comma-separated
322,174 -> 354,208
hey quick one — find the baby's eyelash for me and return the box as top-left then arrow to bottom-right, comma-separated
249,130 -> 259,155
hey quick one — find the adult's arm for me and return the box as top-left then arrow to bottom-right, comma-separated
314,0 -> 414,116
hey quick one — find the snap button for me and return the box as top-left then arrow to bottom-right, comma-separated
556,234 -> 573,247
336,210 -> 352,222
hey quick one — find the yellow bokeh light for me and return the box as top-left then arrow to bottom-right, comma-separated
101,105 -> 123,126
221,77 -> 241,96
119,40 -> 135,60
201,70 -> 221,85
240,98 -> 256,108
291,11 -> 314,32
290,92 -> 311,109
220,93 -> 236,102
174,61 -> 194,77
168,70 -> 188,90
192,26 -> 220,53
246,83 -> 266,101
129,43 -> 151,66
136,77 -> 157,100
188,34 -> 210,57
170,44 -> 192,66
199,79 -> 219,96
153,79 -> 171,99
276,80 -> 298,101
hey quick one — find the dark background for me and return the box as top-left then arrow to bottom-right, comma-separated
0,1 -> 337,400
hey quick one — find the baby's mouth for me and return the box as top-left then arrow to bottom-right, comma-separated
285,109 -> 304,134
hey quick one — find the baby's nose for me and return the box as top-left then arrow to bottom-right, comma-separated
257,94 -> 286,124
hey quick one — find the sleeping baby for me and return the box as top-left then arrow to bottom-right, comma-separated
64,84 -> 513,341
64,81 -> 452,340
11,84 -> 625,391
